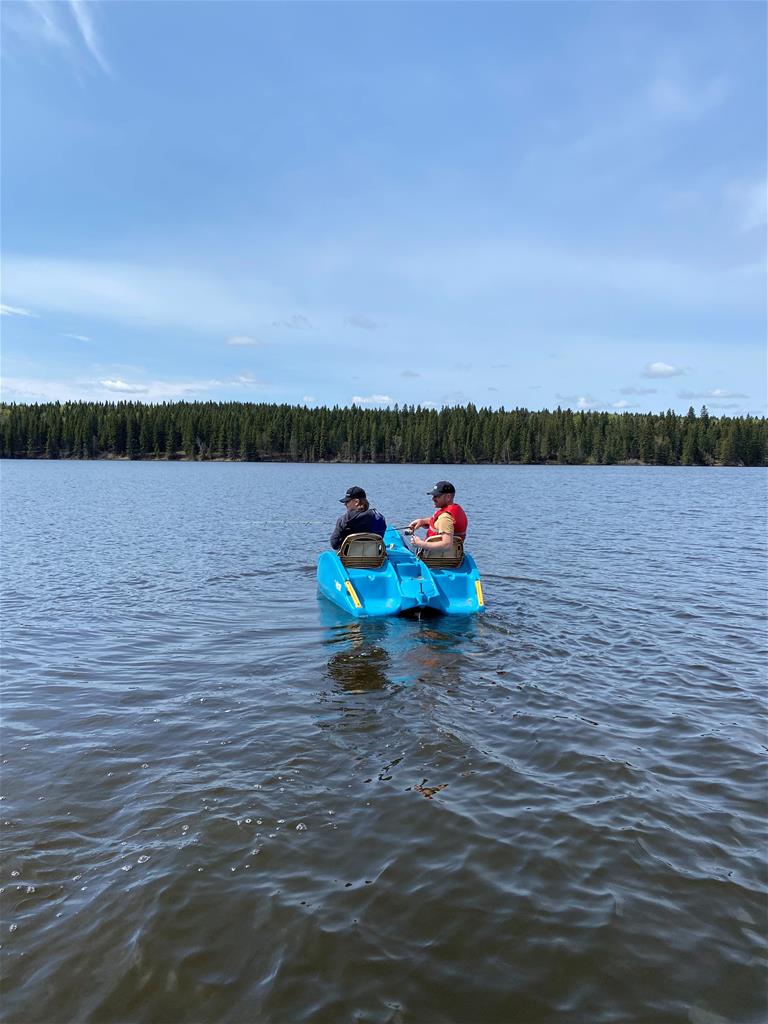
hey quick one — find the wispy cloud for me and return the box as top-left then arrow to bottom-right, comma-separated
5,1 -> 110,74
233,372 -> 267,387
643,362 -> 684,378
439,390 -> 472,407
380,238 -> 763,314
678,388 -> 749,400
1,373 -> 268,403
1,303 -> 36,317
68,1 -> 110,74
4,231 -> 764,346
725,178 -> 768,233
62,332 -> 92,342
1,376 -> 84,402
3,256 -> 287,334
400,370 -> 420,378
352,394 -> 393,406
346,314 -> 382,331
273,314 -> 312,330
648,74 -> 728,120
619,386 -> 658,395
226,335 -> 261,347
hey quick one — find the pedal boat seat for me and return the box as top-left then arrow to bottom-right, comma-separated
338,532 -> 388,570
417,536 -> 465,569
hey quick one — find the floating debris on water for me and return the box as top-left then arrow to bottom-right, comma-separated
413,780 -> 449,799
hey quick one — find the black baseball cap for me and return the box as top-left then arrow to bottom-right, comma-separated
339,485 -> 367,503
427,480 -> 455,496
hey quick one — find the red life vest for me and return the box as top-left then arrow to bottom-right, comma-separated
427,503 -> 467,541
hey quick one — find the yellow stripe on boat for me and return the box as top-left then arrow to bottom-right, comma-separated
345,580 -> 362,608
475,580 -> 485,607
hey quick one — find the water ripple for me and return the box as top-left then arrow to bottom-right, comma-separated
1,462 -> 766,1024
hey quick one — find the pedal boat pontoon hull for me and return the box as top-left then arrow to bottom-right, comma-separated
317,526 -> 485,618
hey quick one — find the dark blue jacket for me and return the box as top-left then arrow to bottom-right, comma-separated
330,507 -> 387,550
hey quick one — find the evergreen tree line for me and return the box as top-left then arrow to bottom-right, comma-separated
0,401 -> 766,466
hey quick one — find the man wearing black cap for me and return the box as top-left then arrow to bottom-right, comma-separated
330,486 -> 387,550
408,480 -> 468,552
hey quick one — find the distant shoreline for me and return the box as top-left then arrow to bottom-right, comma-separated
2,400 -> 766,467
1,454 -> 763,468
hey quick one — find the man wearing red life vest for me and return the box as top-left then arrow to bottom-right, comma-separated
407,480 -> 468,552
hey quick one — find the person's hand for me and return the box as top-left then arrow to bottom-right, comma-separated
407,518 -> 425,530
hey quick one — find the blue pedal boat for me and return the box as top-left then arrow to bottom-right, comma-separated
317,526 -> 485,618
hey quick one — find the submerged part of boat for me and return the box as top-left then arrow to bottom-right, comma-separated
316,526 -> 485,618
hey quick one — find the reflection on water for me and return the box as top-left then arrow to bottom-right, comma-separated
327,643 -> 391,692
321,601 -> 479,694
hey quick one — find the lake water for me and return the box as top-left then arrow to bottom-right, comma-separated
1,461 -> 766,1024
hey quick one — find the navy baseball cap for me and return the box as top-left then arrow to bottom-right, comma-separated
427,480 -> 455,496
339,486 -> 367,503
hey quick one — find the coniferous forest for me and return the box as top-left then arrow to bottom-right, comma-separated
0,401 -> 766,466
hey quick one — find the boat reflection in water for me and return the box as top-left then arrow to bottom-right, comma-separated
319,600 -> 479,694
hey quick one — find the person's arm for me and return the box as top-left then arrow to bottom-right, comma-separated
330,512 -> 349,550
407,516 -> 431,530
411,512 -> 454,550
411,531 -> 453,550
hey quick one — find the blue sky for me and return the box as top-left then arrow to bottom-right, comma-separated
1,1 -> 766,414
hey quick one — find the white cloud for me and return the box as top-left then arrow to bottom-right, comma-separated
352,394 -> 393,406
15,1 -> 72,51
99,379 -> 148,394
233,372 -> 266,387
1,373 -> 269,403
1,376 -> 81,402
619,386 -> 658,395
678,388 -> 749,400
643,361 -> 684,378
302,395 -> 316,404
702,402 -> 745,410
4,1 -> 110,74
0,303 -> 36,317
62,332 -> 92,342
555,392 -> 601,409
226,335 -> 261,346
68,0 -> 110,74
